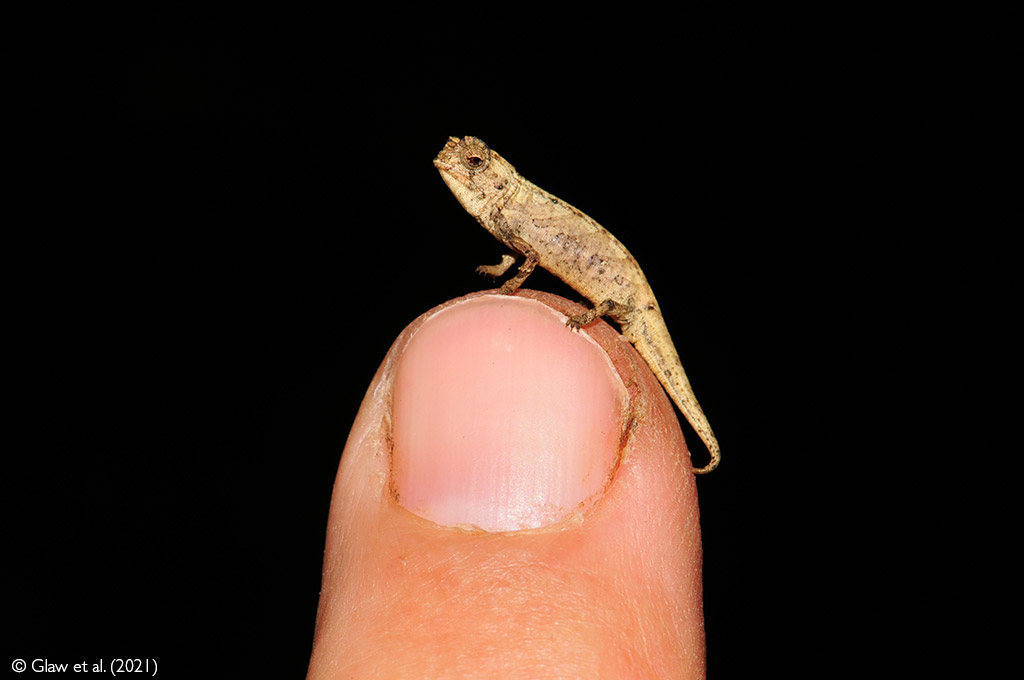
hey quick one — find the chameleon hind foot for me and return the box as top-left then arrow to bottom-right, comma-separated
566,299 -> 623,331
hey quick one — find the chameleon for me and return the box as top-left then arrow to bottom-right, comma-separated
433,136 -> 720,474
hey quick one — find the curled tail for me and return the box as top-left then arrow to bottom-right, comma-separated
629,313 -> 721,474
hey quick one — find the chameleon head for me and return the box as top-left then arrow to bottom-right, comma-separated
433,136 -> 516,221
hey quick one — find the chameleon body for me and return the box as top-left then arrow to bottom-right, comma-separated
433,136 -> 720,474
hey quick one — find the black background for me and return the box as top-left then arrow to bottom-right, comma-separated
5,15 -> 952,678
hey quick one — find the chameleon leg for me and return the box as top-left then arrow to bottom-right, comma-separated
476,254 -> 516,278
498,248 -> 539,295
566,298 -> 625,330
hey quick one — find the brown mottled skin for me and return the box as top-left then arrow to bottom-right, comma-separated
433,136 -> 720,474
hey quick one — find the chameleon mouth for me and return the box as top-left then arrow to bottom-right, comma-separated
433,136 -> 462,169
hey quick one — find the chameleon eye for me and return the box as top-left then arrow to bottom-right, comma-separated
459,141 -> 490,172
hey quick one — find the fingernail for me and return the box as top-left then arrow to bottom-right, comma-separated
392,296 -> 625,532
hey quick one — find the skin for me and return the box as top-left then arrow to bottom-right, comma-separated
306,291 -> 705,679
433,137 -> 720,474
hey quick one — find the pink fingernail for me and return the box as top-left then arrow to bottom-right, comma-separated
391,296 -> 625,532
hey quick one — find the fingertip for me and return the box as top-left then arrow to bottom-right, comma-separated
310,291 -> 705,678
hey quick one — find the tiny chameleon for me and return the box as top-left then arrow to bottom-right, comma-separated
434,136 -> 720,474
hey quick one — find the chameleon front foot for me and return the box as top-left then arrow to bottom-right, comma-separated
496,248 -> 539,295
476,254 -> 516,279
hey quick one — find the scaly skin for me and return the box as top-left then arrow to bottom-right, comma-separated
434,136 -> 720,474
